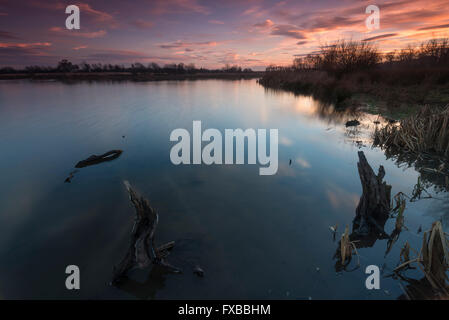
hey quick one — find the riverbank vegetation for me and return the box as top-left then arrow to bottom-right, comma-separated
373,105 -> 449,192
374,105 -> 449,157
259,38 -> 449,113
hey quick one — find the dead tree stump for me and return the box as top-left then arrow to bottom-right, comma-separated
112,181 -> 180,284
353,151 -> 391,236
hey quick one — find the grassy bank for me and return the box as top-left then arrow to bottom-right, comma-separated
259,39 -> 449,118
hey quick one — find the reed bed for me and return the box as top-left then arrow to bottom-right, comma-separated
374,105 -> 449,157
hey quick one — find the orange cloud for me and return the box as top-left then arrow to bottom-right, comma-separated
0,42 -> 51,48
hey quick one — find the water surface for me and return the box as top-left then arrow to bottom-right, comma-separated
0,79 -> 446,299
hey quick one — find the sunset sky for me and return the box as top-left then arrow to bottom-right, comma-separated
1,0 -> 449,70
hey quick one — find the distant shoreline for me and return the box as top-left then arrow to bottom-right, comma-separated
0,71 -> 264,81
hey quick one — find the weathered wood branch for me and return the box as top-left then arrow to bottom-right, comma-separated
75,150 -> 122,168
353,151 -> 391,236
112,181 -> 180,284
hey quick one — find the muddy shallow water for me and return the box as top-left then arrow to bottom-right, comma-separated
0,79 -> 447,299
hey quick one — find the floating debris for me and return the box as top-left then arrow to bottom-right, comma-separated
64,170 -> 78,183
340,226 -> 352,265
329,224 -> 338,241
345,119 -> 360,127
75,149 -> 123,168
193,265 -> 204,277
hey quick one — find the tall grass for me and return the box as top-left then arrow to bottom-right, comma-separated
374,105 -> 449,157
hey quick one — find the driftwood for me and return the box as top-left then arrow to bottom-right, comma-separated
64,170 -> 78,183
112,181 -> 180,284
75,150 -> 122,168
353,151 -> 391,236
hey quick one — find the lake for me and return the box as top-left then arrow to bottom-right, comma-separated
0,79 -> 447,299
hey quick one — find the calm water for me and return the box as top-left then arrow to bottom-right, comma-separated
0,79 -> 447,299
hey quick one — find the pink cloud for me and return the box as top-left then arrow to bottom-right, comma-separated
0,42 -> 51,48
50,27 -> 107,38
208,20 -> 225,25
77,3 -> 114,22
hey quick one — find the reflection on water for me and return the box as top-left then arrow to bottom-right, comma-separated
0,79 -> 447,299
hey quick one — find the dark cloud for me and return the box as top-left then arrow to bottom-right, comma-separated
0,42 -> 54,66
271,24 -> 306,39
84,50 -> 177,62
130,19 -> 154,29
418,23 -> 449,31
159,41 -> 217,49
362,33 -> 398,41
296,41 -> 307,46
149,0 -> 210,15
0,30 -> 19,40
305,15 -> 361,31
85,50 -> 151,61
50,27 -> 107,38
253,19 -> 274,28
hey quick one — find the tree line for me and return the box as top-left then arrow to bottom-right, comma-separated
267,38 -> 449,79
0,60 -> 254,74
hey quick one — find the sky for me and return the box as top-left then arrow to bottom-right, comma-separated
1,0 -> 449,70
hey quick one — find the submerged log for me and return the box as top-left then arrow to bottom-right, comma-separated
75,150 -> 122,168
353,151 -> 391,236
112,181 -> 180,284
